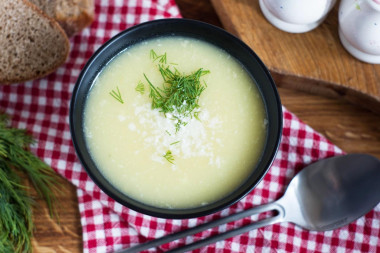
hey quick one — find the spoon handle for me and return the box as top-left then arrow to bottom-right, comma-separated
118,202 -> 284,253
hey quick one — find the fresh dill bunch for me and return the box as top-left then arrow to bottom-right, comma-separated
0,165 -> 33,253
0,113 -> 60,253
144,50 -> 209,132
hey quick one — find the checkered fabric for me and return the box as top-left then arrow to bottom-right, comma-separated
1,0 -> 379,252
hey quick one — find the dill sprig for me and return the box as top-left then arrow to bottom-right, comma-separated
163,150 -> 175,164
150,49 -> 167,64
109,86 -> 124,104
145,50 -> 209,132
135,81 -> 145,95
0,113 -> 60,253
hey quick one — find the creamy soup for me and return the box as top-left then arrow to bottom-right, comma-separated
84,36 -> 267,208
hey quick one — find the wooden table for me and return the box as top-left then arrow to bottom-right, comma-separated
31,1 -> 380,252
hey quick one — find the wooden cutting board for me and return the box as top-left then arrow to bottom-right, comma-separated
210,0 -> 380,114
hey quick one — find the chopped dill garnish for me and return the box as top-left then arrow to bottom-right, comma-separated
109,86 -> 124,104
150,49 -> 167,64
144,50 -> 209,132
165,130 -> 171,136
150,49 -> 158,60
163,150 -> 174,164
170,141 -> 180,145
194,111 -> 200,121
135,81 -> 145,95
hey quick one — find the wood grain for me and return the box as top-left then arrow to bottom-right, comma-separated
210,0 -> 380,114
30,1 -> 380,252
31,176 -> 82,253
278,87 -> 380,158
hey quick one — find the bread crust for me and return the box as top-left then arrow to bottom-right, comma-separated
56,0 -> 94,37
28,0 -> 94,37
0,0 -> 70,84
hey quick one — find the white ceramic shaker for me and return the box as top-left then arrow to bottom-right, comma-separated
339,0 -> 380,64
259,0 -> 336,33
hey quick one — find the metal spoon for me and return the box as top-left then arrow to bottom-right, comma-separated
119,154 -> 380,253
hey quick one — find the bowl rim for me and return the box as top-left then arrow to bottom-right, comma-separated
70,18 -> 283,219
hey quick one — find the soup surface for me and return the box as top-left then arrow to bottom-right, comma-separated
84,36 -> 267,208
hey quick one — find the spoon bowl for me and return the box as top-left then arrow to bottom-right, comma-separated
278,153 -> 380,231
120,154 -> 380,252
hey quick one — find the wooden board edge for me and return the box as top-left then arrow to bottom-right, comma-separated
271,71 -> 380,115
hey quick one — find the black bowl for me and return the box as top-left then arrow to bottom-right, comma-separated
70,18 -> 282,219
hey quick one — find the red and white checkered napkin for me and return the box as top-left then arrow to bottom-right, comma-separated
1,0 -> 379,252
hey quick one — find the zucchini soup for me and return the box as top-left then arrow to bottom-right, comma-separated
83,36 -> 267,209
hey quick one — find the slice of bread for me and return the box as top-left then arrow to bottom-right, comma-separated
28,0 -> 94,37
0,0 -> 69,84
